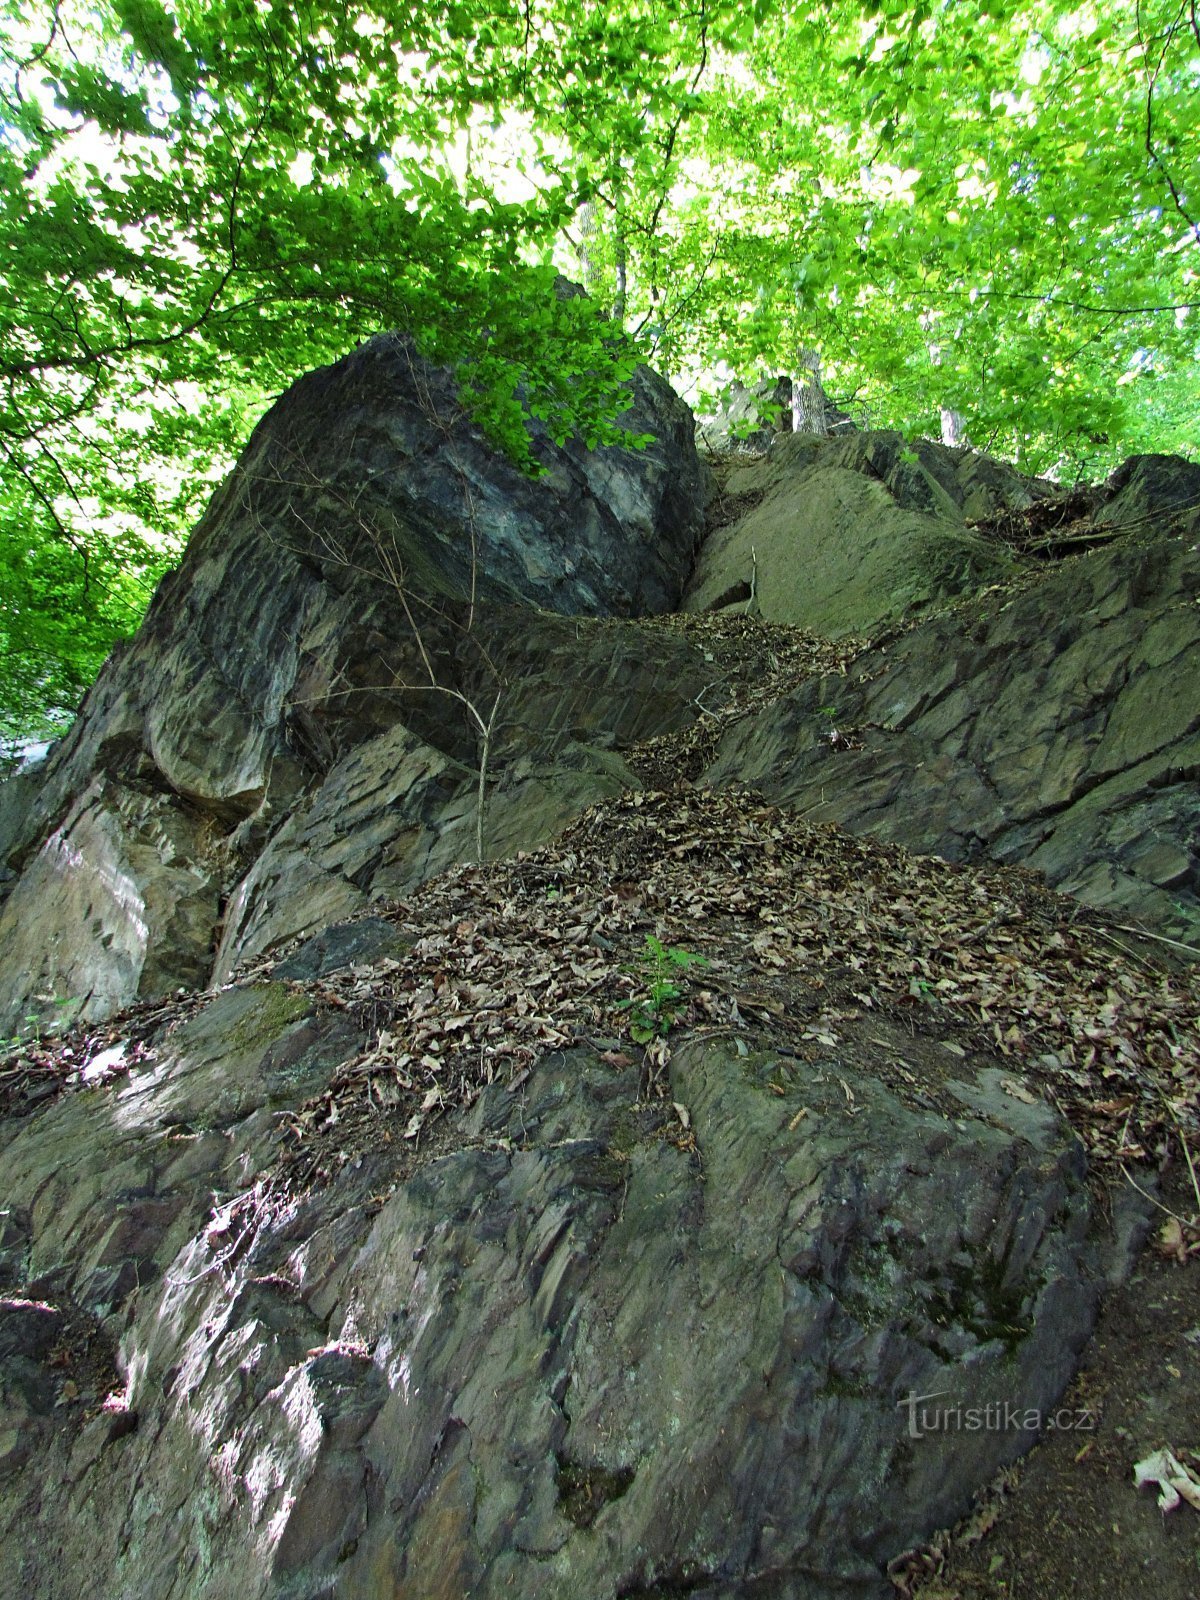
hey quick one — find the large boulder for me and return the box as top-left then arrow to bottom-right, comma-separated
686,431 -> 1051,635
1,363 -> 1197,1600
0,330 -> 706,1037
0,790 -> 1154,1600
236,328 -> 706,620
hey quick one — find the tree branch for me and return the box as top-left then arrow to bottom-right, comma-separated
1137,0 -> 1200,247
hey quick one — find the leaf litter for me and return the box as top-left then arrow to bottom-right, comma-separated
2,786 -> 1196,1198
613,612 -> 868,784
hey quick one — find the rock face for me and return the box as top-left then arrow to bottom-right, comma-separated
0,333 -> 706,1034
0,966 -> 1128,1600
236,329 -> 706,620
0,329 -> 1196,1599
686,431 -> 1049,634
699,453 -> 1200,945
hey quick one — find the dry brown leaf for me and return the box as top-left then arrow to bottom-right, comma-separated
1156,1218 -> 1189,1264
999,1077 -> 1038,1104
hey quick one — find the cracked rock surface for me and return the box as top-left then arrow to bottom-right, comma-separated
0,984 -> 1134,1600
702,472 -> 1200,944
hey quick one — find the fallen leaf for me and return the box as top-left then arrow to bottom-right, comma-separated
1157,1217 -> 1188,1264
999,1077 -> 1038,1104
1134,1447 -> 1200,1513
600,1049 -> 634,1068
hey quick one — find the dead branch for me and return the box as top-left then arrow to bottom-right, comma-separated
242,435 -> 505,863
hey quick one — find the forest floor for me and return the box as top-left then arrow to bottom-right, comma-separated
905,1167 -> 1200,1600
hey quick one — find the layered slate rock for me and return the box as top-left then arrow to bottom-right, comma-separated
1,400 -> 1194,1600
704,486 -> 1200,953
0,977 -> 1128,1600
0,331 -> 706,1035
236,328 -> 705,619
701,455 -> 1200,945
2,405 -> 1197,1040
686,431 -> 1050,635
206,611 -> 712,981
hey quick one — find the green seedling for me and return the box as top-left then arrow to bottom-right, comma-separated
618,934 -> 708,1044
11,995 -> 77,1049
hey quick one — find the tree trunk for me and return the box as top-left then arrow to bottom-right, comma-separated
577,200 -> 604,303
576,197 -> 628,324
791,348 -> 827,435
940,407 -> 968,448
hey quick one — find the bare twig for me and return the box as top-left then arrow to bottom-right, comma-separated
1109,922 -> 1200,957
1164,1098 -> 1200,1219
244,432 -> 505,863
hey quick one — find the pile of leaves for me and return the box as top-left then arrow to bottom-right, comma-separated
262,787 -> 1197,1182
611,612 -> 867,785
705,483 -> 768,534
966,486 -> 1113,558
3,788 -> 1195,1193
635,611 -> 867,694
0,988 -> 215,1122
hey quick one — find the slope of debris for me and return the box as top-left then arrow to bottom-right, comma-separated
8,788 -> 1196,1203
608,611 -> 869,784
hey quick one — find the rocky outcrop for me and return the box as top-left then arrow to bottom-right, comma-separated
0,330 -> 1197,1600
0,840 -> 1149,1600
207,612 -> 714,981
0,334 -> 706,1035
2,391 -> 1197,1034
686,431 -> 1051,634
699,453 -> 1200,945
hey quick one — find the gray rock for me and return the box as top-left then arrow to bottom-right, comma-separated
698,375 -> 793,452
684,432 -> 1043,636
1,407 -> 1195,1599
240,327 -> 705,620
0,1001 -> 1122,1600
0,324 -> 706,1035
1105,452 -> 1200,531
273,918 -> 413,982
702,507 -> 1200,944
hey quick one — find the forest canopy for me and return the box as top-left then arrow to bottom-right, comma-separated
1,0 -> 1197,742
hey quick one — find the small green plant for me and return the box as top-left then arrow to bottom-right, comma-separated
11,995 -> 77,1049
618,935 -> 708,1044
1,1013 -> 45,1055
817,703 -> 854,751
